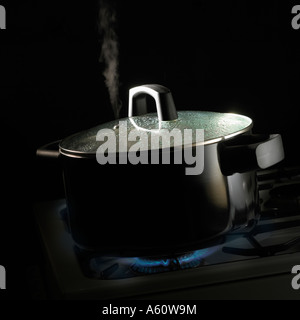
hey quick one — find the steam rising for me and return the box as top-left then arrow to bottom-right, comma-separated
98,0 -> 122,119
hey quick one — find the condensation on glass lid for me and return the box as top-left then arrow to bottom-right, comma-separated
59,111 -> 253,154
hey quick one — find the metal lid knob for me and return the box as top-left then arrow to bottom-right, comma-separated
128,84 -> 178,122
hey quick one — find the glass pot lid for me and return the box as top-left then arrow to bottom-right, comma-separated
59,85 -> 253,157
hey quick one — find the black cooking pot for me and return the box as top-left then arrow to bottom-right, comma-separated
37,84 -> 284,257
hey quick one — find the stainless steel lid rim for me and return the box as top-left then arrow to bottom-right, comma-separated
59,111 -> 253,158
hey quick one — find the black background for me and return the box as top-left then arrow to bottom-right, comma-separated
0,0 -> 300,300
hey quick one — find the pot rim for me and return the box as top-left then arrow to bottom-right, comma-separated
59,112 -> 253,159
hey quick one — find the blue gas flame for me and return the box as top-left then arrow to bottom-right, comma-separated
132,248 -> 210,273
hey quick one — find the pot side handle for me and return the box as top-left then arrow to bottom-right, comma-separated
128,84 -> 178,122
219,134 -> 285,176
36,140 -> 61,159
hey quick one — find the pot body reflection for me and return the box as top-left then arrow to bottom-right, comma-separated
62,138 -> 259,257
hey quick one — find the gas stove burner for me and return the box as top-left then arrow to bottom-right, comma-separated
130,249 -> 208,275
78,248 -> 215,280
